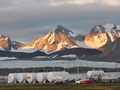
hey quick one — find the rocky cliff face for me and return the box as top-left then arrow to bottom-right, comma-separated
0,35 -> 23,51
0,35 -> 11,51
1,24 -> 120,62
98,37 -> 120,62
23,25 -> 84,52
1,23 -> 120,53
84,23 -> 120,51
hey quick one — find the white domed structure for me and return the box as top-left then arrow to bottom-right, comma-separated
17,73 -> 28,83
36,72 -> 47,83
8,73 -> 17,83
87,70 -> 105,77
26,73 -> 37,83
47,71 -> 69,83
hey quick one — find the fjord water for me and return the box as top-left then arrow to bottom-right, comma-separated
0,59 -> 119,69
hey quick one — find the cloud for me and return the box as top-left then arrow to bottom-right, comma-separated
102,0 -> 120,6
0,0 -> 119,25
50,0 -> 120,6
0,0 -> 120,42
50,0 -> 97,6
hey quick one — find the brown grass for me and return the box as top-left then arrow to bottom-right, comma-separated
0,83 -> 120,90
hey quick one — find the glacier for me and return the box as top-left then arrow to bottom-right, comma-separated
0,59 -> 119,69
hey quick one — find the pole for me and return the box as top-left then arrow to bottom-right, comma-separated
23,64 -> 24,72
77,58 -> 79,74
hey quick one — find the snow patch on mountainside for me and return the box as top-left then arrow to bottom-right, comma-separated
75,41 -> 87,48
0,57 -> 16,61
0,48 -> 4,50
69,32 -> 79,37
56,42 -> 63,51
34,56 -> 48,59
117,26 -> 120,29
107,32 -> 115,42
43,45 -> 48,50
103,23 -> 120,32
61,54 -> 77,58
48,33 -> 55,42
102,23 -> 114,32
11,48 -> 36,53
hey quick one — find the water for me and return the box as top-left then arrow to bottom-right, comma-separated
0,59 -> 120,69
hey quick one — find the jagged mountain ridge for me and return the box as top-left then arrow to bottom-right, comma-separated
0,35 -> 23,51
84,37 -> 120,63
0,35 -> 11,51
0,23 -> 120,53
23,25 -> 84,52
23,23 -> 120,52
85,23 -> 120,51
0,23 -> 120,62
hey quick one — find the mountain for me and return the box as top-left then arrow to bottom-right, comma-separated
0,35 -> 23,51
1,23 -> 120,61
49,48 -> 102,58
0,50 -> 47,59
0,35 -> 11,51
85,23 -> 120,51
98,37 -> 120,62
0,47 -> 102,60
23,23 -> 120,52
22,25 -> 84,52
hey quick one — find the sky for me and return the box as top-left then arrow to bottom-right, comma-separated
0,0 -> 120,43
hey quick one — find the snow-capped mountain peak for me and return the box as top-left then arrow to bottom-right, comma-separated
85,23 -> 120,51
0,35 -> 24,51
1,23 -> 119,53
102,23 -> 115,32
51,25 -> 70,34
0,35 -> 11,51
90,25 -> 105,34
23,25 -> 85,52
51,25 -> 85,46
